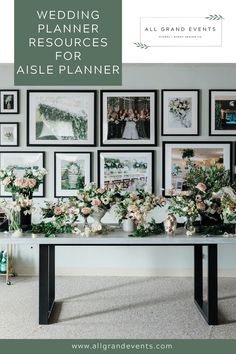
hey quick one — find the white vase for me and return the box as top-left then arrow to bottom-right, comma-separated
122,219 -> 135,233
92,209 -> 106,224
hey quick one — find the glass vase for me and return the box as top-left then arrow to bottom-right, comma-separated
92,209 -> 106,225
8,209 -> 20,233
184,216 -> 195,235
83,215 -> 89,229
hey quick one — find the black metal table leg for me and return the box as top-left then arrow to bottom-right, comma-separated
207,244 -> 218,325
194,245 -> 203,307
49,245 -> 55,312
39,244 -> 55,325
194,244 -> 218,325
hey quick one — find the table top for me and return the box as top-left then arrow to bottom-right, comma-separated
1,227 -> 236,245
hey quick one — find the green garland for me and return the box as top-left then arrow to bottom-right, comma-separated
38,104 -> 88,140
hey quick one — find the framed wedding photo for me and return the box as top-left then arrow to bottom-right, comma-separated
98,150 -> 154,193
163,142 -> 232,196
100,90 -> 157,146
161,90 -> 199,136
54,152 -> 92,198
0,123 -> 19,146
0,90 -> 19,114
209,90 -> 236,136
27,90 -> 96,146
0,151 -> 45,197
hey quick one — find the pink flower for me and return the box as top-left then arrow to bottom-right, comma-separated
196,202 -> 206,211
27,178 -> 36,188
14,178 -> 25,187
81,207 -> 91,216
97,188 -> 105,194
196,183 -> 207,192
130,192 -> 138,201
54,207 -> 63,216
92,199 -> 101,206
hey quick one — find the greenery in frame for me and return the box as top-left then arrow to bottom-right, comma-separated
61,162 -> 84,190
37,104 -> 88,140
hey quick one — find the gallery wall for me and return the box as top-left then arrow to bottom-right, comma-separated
1,63 -> 236,276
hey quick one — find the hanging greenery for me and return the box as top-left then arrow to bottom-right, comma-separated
38,104 -> 88,140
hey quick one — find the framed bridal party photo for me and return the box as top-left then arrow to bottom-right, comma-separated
98,150 -> 154,193
27,90 -> 96,146
54,152 -> 92,198
0,90 -> 19,114
163,142 -> 232,196
161,90 -> 199,136
0,151 -> 45,197
100,90 -> 157,146
209,90 -> 236,135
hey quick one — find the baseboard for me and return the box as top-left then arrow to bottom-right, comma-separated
15,267 -> 236,277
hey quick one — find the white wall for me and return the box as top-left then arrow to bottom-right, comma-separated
1,63 -> 236,276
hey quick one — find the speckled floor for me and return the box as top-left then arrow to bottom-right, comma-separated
0,276 -> 236,339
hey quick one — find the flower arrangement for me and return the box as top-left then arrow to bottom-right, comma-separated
0,200 -> 21,232
169,98 -> 191,117
32,199 -> 79,237
115,190 -> 165,225
76,183 -> 121,217
221,188 -> 236,223
168,164 -> 232,226
0,167 -> 47,197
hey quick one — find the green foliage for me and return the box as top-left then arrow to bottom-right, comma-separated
182,149 -> 194,159
32,221 -> 73,238
130,219 -> 164,237
185,164 -> 231,200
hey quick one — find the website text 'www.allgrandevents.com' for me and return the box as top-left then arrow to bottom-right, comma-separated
71,342 -> 173,351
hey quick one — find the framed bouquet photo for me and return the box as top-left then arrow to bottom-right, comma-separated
98,150 -> 154,193
0,152 -> 45,197
210,90 -> 236,136
163,142 -> 232,196
27,90 -> 96,146
54,152 -> 92,197
100,90 -> 157,146
0,123 -> 19,146
161,90 -> 199,136
0,90 -> 19,114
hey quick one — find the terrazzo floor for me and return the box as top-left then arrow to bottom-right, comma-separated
0,276 -> 236,339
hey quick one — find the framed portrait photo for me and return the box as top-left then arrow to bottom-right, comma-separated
98,150 -> 154,193
27,90 -> 96,146
0,152 -> 45,197
0,123 -> 19,146
161,90 -> 199,136
210,90 -> 236,135
163,142 -> 232,196
0,90 -> 19,114
100,90 -> 157,146
54,152 -> 92,197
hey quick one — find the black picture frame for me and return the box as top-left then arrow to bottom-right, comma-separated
54,151 -> 93,198
161,89 -> 200,136
97,150 -> 155,193
27,90 -> 97,146
162,141 -> 233,197
0,122 -> 19,146
100,90 -> 158,147
209,89 -> 236,136
0,151 -> 46,197
0,90 -> 20,114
